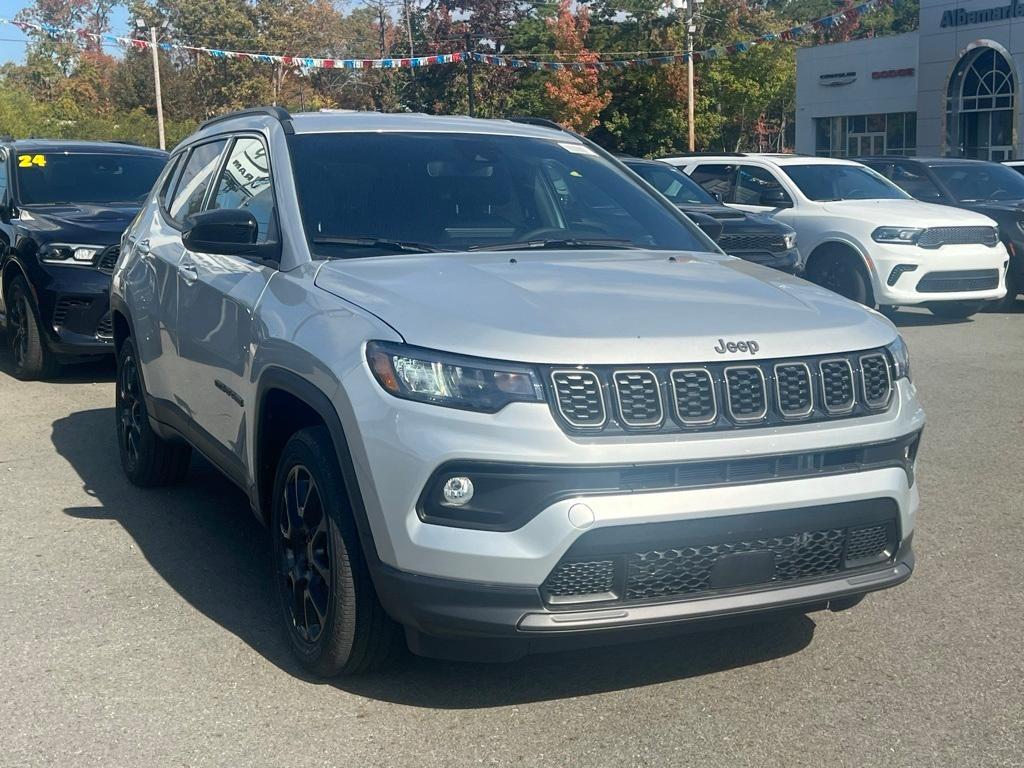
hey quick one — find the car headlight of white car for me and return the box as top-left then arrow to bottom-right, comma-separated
872,227 -> 924,246
886,335 -> 912,381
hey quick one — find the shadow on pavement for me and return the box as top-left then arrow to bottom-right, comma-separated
54,406 -> 817,709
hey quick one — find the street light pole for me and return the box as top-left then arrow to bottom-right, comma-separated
137,19 -> 166,150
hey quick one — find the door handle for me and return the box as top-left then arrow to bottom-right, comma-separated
179,257 -> 198,283
135,239 -> 151,256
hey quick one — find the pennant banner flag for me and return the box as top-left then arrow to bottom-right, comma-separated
0,0 -> 884,73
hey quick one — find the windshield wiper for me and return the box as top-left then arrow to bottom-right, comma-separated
312,236 -> 441,255
469,238 -> 641,252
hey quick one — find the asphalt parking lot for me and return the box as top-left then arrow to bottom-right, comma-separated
1,305 -> 1022,768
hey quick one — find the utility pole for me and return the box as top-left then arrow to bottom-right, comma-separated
137,19 -> 166,150
675,0 -> 700,152
464,31 -> 475,118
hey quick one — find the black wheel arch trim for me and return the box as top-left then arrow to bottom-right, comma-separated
255,366 -> 384,572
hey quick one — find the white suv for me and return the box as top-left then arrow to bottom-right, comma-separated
662,154 -> 1009,319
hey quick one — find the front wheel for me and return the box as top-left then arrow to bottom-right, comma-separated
806,253 -> 873,306
6,276 -> 57,380
116,337 -> 192,486
927,301 -> 985,320
271,426 -> 402,676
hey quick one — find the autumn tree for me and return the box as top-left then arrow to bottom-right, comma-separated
543,0 -> 610,133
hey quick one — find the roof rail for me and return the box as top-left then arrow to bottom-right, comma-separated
508,116 -> 568,132
669,151 -> 748,157
199,106 -> 294,134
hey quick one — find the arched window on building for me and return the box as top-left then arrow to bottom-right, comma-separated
946,46 -> 1016,161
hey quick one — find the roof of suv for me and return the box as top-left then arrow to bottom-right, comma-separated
855,155 -> 1000,167
661,153 -> 863,167
195,109 -> 580,143
2,138 -> 167,157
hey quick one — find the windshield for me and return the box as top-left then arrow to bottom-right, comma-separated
625,161 -> 715,205
782,164 -> 909,202
15,151 -> 166,206
929,163 -> 1024,202
288,132 -> 709,257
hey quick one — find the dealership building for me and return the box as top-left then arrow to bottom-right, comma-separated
796,0 -> 1024,160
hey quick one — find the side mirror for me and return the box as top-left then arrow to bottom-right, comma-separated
183,209 -> 277,261
759,188 -> 792,208
0,196 -> 14,223
687,211 -> 724,243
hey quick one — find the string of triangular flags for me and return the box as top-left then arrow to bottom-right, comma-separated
1,0 -> 887,73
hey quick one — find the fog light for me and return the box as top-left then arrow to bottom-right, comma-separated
441,476 -> 474,506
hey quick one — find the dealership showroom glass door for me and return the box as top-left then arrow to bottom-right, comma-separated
845,115 -> 886,156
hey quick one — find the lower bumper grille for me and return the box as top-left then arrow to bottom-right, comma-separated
96,312 -> 114,339
541,501 -> 899,606
916,269 -> 999,293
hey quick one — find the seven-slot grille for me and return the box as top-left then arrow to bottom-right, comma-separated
716,233 -> 788,253
916,226 -> 998,248
546,348 -> 894,434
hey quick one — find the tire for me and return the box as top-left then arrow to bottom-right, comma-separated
115,337 -> 192,486
806,251 -> 873,306
271,425 -> 402,676
927,301 -> 985,320
5,276 -> 58,380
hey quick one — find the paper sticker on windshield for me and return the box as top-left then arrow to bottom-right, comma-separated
18,154 -> 46,168
559,142 -> 596,156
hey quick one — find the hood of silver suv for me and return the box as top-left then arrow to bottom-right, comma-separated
314,250 -> 896,364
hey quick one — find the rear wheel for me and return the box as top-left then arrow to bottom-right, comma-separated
806,251 -> 873,306
116,337 -> 191,486
272,426 -> 402,676
927,301 -> 985,320
6,276 -> 57,380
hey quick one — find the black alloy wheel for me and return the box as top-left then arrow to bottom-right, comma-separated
277,464 -> 333,644
117,350 -> 144,472
5,276 -> 56,380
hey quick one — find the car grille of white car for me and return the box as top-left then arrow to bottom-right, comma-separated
917,226 -> 998,248
546,349 -> 893,435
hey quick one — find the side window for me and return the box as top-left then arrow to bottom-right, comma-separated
690,164 -> 734,200
209,137 -> 275,243
734,165 -> 791,206
157,154 -> 183,210
0,149 -> 8,200
891,163 -> 944,201
168,140 -> 228,225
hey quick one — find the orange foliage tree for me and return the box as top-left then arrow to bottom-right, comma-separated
544,0 -> 610,133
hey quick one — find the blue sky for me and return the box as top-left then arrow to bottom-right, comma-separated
0,1 -> 130,64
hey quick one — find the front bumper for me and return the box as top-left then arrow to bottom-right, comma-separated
726,246 -> 800,274
32,263 -> 113,355
870,241 -> 1008,305
373,534 -> 914,660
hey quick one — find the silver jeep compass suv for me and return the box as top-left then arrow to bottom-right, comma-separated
111,108 -> 923,675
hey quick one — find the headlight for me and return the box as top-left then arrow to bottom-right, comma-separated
872,227 -> 924,245
783,231 -> 797,249
366,341 -> 544,413
886,335 -> 911,381
40,244 -> 101,265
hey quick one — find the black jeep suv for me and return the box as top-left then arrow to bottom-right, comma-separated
0,140 -> 167,378
621,157 -> 800,273
857,156 -> 1022,310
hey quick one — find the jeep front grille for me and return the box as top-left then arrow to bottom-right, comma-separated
545,347 -> 894,435
916,226 -> 998,248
